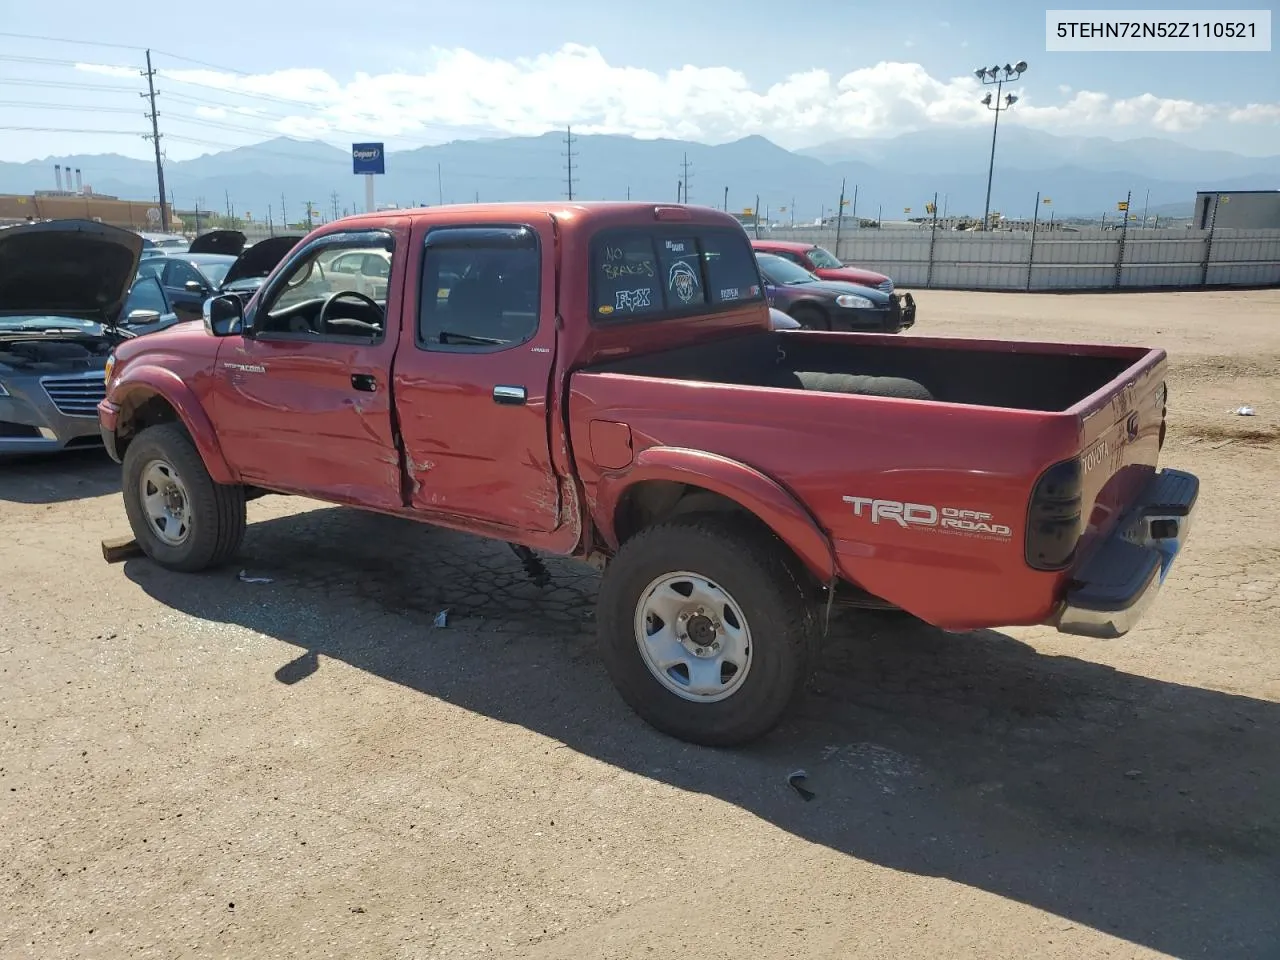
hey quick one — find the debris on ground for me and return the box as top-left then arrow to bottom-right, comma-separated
433,610 -> 449,628
1234,406 -> 1256,416
237,570 -> 274,584
787,769 -> 815,801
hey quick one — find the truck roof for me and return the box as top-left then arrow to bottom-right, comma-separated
332,200 -> 749,233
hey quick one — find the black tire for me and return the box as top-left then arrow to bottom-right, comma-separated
596,513 -> 819,747
789,303 -> 829,330
121,423 -> 246,572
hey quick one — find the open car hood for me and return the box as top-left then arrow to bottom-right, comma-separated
0,218 -> 143,326
221,234 -> 303,287
188,229 -> 246,256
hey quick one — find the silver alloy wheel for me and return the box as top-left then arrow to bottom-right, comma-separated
139,458 -> 193,546
633,571 -> 753,703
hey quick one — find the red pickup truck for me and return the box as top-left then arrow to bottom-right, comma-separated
99,202 -> 1199,747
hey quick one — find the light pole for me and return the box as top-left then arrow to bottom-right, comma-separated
977,60 -> 1027,231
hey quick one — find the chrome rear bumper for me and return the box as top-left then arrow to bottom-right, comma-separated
1054,468 -> 1199,639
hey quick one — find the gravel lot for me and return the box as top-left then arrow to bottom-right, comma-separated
2,288 -> 1278,960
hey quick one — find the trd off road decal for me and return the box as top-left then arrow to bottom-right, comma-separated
843,496 -> 1013,540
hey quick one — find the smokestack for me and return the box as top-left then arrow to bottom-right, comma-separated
75,168 -> 83,193
55,164 -> 63,191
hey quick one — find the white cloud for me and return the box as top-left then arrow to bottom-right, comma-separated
71,46 -> 1276,150
1229,103 -> 1280,123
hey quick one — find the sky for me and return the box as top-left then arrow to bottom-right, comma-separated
1,0 -> 1277,165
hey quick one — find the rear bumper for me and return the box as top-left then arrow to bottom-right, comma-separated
1054,467 -> 1199,639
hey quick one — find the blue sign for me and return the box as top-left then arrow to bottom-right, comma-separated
352,142 -> 385,175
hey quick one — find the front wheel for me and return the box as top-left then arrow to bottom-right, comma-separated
596,514 -> 818,746
789,304 -> 829,330
121,423 -> 246,572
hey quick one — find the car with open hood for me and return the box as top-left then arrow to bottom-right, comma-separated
135,231 -> 304,322
755,252 -> 916,332
0,218 -> 169,456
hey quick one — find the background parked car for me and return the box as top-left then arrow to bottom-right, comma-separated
751,239 -> 895,293
0,218 -> 156,456
755,252 -> 915,332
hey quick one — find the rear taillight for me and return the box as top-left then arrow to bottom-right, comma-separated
1025,457 -> 1084,571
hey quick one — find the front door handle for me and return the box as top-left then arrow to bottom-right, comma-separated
493,385 -> 527,405
351,373 -> 377,392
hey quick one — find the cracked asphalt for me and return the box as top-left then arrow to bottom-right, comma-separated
2,288 -> 1278,960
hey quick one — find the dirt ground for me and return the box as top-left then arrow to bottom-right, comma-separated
2,288 -> 1278,960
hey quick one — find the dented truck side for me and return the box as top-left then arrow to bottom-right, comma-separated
99,202 -> 1200,746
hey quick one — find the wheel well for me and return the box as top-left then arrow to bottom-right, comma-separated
115,393 -> 186,458
613,480 -> 763,546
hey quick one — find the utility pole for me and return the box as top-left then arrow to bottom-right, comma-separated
563,126 -> 578,201
224,190 -> 231,222
723,186 -> 728,211
626,186 -> 631,201
305,200 -> 314,229
267,204 -> 273,236
834,177 -> 847,254
194,197 -> 202,234
280,193 -> 286,229
790,196 -> 795,228
436,163 -> 443,206
680,152 -> 692,205
677,181 -> 682,203
331,191 -> 340,221
140,49 -> 169,232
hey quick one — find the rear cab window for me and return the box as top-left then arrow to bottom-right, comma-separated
591,226 -> 764,323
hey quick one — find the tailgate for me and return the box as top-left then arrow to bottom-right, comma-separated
1071,347 -> 1168,559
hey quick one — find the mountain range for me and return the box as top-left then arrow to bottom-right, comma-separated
2,129 -> 1275,223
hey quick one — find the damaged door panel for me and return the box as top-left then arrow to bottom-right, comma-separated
391,220 -> 563,533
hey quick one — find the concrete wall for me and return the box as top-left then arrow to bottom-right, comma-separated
764,226 -> 1280,291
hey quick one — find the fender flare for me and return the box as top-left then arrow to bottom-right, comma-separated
110,366 -> 235,484
594,446 -> 836,583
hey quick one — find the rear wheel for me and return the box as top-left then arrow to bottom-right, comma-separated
121,423 -> 246,572
596,514 -> 818,746
789,304 -> 829,330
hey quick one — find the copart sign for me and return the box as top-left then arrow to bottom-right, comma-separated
843,496 -> 1013,540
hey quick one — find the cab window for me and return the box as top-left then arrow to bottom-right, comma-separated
417,225 -> 541,352
252,233 -> 393,342
591,226 -> 763,323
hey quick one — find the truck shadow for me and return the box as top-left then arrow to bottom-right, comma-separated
123,505 -> 1280,960
0,447 -> 120,504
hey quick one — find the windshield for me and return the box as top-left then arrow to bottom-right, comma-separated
756,253 -> 818,285
197,261 -> 232,287
807,247 -> 842,269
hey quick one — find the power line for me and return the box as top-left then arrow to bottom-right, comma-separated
563,125 -> 578,201
0,77 -> 139,93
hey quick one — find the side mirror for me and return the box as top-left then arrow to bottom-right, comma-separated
126,308 -> 162,325
203,294 -> 243,337
184,279 -> 206,294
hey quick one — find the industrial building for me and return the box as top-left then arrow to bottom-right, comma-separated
1195,190 -> 1280,230
0,162 -> 176,230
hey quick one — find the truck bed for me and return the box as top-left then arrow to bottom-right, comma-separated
586,329 -> 1142,412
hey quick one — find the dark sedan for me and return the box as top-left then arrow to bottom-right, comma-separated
137,252 -> 237,322
755,253 -> 915,332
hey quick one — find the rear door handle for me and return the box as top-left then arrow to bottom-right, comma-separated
351,373 -> 377,392
493,385 -> 527,405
